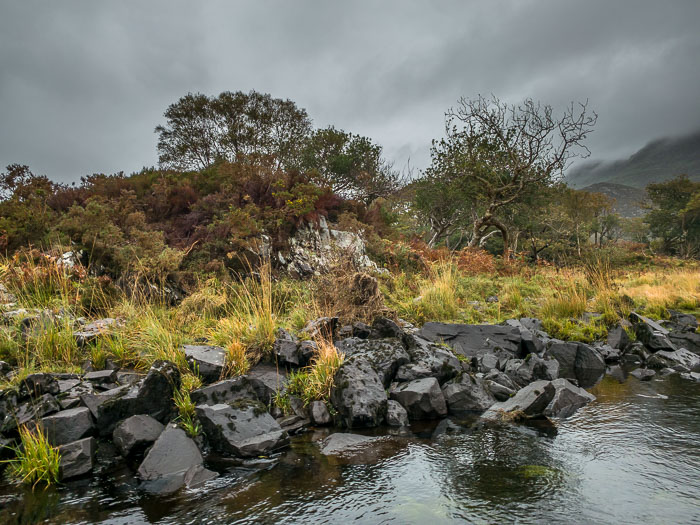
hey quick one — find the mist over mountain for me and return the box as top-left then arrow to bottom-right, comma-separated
568,129 -> 700,189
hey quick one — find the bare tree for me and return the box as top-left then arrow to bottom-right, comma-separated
434,94 -> 597,255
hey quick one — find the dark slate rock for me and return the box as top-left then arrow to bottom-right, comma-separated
544,378 -> 596,418
545,342 -> 604,388
2,393 -> 60,432
59,437 -> 96,480
298,340 -> 318,366
273,329 -> 301,367
504,319 -> 544,354
669,331 -> 700,355
385,400 -> 409,427
330,356 -> 387,428
607,324 -> 630,350
190,376 -> 257,406
390,377 -> 447,420
309,401 -> 332,425
630,312 -> 676,352
544,342 -> 578,377
20,373 -> 59,397
485,380 -> 517,401
319,433 -> 378,455
277,414 -> 309,435
441,374 -> 496,414
483,369 -> 519,391
596,344 -> 621,363
680,371 -> 700,382
668,310 -> 698,332
81,360 -> 180,435
625,342 -> 652,363
504,354 -> 558,387
137,424 -> 211,494
630,368 -> 656,381
477,353 -> 507,373
183,345 -> 226,382
418,323 -> 522,358
352,322 -> 371,339
396,334 -> 461,384
84,369 -> 118,384
370,317 -> 404,339
647,348 -> 700,372
195,400 -> 289,457
40,407 -> 93,446
247,365 -> 288,404
113,414 -> 165,457
483,380 -> 556,419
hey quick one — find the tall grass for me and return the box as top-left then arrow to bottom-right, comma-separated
3,425 -> 61,487
286,338 -> 344,405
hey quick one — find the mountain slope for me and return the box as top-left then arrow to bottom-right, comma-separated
581,182 -> 646,218
568,129 -> 700,189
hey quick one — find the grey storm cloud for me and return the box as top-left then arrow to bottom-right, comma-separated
1,0 -> 699,183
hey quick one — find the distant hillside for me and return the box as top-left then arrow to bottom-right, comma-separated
581,182 -> 646,218
568,129 -> 700,189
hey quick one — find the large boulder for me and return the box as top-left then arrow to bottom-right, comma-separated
39,407 -> 94,446
195,400 -> 289,457
190,376 -> 258,406
396,334 -> 461,384
183,345 -> 226,382
389,377 -> 447,420
441,373 -> 496,414
630,312 -> 676,352
543,378 -> 596,418
330,356 -> 387,428
113,414 -> 165,457
545,342 -> 604,388
336,338 -> 410,387
418,323 -> 522,358
137,424 -> 215,494
483,380 -> 555,420
647,348 -> 700,372
59,437 -> 96,480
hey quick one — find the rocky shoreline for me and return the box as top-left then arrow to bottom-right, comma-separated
1,310 -> 699,495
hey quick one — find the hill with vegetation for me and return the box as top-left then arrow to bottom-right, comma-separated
568,130 -> 700,189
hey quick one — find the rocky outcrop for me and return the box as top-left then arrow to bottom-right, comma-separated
330,356 -> 388,428
418,323 -> 523,358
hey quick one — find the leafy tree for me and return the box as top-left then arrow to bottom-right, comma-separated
155,91 -> 312,171
421,95 -> 597,255
300,126 -> 401,204
644,175 -> 700,257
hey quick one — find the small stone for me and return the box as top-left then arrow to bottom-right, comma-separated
630,368 -> 656,381
385,400 -> 409,427
309,401 -> 332,425
59,437 -> 96,480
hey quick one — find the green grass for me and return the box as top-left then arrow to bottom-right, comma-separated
3,426 -> 61,487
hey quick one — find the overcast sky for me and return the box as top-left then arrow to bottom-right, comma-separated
1,0 -> 699,183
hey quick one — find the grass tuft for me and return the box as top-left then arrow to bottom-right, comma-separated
3,425 -> 61,487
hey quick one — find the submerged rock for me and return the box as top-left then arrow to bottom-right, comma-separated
390,377 -> 447,420
318,433 -> 378,455
195,400 -> 288,457
330,356 -> 387,428
630,368 -> 656,381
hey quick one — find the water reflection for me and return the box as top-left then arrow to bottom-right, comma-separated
0,376 -> 699,524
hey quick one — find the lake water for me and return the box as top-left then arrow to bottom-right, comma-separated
1,373 -> 699,524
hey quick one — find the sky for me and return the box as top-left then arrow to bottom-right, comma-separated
1,0 -> 699,183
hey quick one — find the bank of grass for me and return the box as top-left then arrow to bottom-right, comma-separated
1,251 -> 699,385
